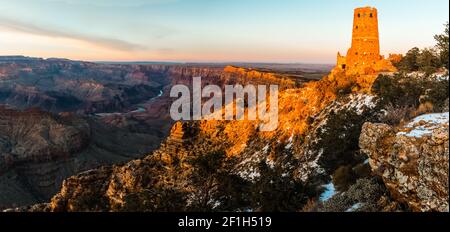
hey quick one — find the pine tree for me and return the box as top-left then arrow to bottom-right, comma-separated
434,22 -> 449,69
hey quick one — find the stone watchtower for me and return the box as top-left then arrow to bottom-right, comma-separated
347,7 -> 380,69
336,7 -> 396,76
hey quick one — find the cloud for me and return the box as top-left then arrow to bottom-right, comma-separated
44,0 -> 178,7
0,17 -> 146,51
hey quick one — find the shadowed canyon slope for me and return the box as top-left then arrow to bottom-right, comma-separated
20,58 -> 448,212
0,56 -> 331,209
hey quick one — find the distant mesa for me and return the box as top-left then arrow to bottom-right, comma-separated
0,56 -> 43,62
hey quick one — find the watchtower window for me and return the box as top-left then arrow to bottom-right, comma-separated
356,26 -> 359,29
370,13 -> 373,18
358,13 -> 361,17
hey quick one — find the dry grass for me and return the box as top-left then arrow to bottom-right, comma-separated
411,102 -> 434,117
381,102 -> 435,126
381,104 -> 416,125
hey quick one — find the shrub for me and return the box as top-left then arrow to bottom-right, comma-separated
411,102 -> 434,117
373,74 -> 449,112
316,107 -> 379,173
250,161 -> 310,212
301,198 -> 318,212
120,187 -> 187,212
187,150 -> 226,210
332,165 -> 357,192
417,48 -> 440,75
434,22 -> 449,69
423,79 -> 450,111
443,98 -> 449,112
353,162 -> 372,179
382,104 -> 416,125
372,74 -> 424,108
396,47 -> 420,72
319,178 -> 387,212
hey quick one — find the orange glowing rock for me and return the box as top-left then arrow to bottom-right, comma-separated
335,7 -> 399,77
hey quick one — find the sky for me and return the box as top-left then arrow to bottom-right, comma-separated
0,0 -> 448,63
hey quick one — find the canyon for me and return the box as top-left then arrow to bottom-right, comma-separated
0,55 -> 448,212
0,56 -> 330,209
0,6 -> 448,212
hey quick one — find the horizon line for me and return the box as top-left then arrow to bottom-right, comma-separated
0,55 -> 336,65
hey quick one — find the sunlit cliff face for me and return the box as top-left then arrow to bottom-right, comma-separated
189,7 -> 400,157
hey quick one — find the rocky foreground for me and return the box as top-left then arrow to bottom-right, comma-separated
361,113 -> 449,212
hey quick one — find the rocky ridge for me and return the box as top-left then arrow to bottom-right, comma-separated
17,64 -> 395,212
360,113 -> 449,212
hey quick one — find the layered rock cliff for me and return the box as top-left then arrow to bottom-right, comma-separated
16,64 -> 393,212
2,55 -> 448,212
1,58 -> 334,210
0,107 -> 89,207
360,113 -> 449,212
0,107 -> 166,209
0,57 -> 165,114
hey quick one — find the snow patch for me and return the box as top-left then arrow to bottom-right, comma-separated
265,157 -> 275,169
345,203 -> 363,212
208,199 -> 221,209
364,159 -> 370,165
262,144 -> 269,154
431,72 -> 449,81
236,151 -> 264,182
299,149 -> 325,182
320,182 -> 336,202
397,112 -> 449,138
347,94 -> 377,115
285,134 -> 294,150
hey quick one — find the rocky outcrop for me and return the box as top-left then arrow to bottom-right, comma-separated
360,113 -> 449,212
0,106 -> 170,209
0,107 -> 90,207
0,107 -> 90,168
224,66 -> 298,87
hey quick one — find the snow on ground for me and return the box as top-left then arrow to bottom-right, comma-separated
208,199 -> 221,209
299,149 -> 325,182
345,203 -> 363,212
347,94 -> 377,115
330,94 -> 377,115
437,75 -> 449,81
130,107 -> 146,113
285,134 -> 294,149
319,181 -> 336,202
431,71 -> 449,81
236,151 -> 264,182
397,112 -> 449,138
239,168 -> 260,181
407,71 -> 426,78
265,159 -> 275,169
262,144 -> 269,154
